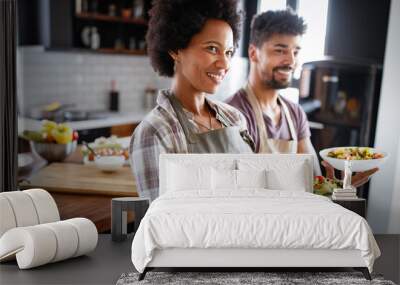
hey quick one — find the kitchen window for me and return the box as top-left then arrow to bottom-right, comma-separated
258,0 -> 287,12
258,0 -> 330,78
296,0 -> 329,67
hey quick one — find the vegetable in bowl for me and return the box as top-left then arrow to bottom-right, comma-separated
81,136 -> 129,163
313,176 -> 342,197
327,147 -> 384,160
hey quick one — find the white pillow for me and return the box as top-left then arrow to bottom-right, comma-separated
212,168 -> 236,190
211,169 -> 268,190
167,162 -> 212,192
236,169 -> 267,189
266,162 -> 307,191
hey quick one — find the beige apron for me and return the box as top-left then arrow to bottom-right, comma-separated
168,94 -> 254,154
244,84 -> 298,154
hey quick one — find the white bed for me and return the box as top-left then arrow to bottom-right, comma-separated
131,154 -> 380,280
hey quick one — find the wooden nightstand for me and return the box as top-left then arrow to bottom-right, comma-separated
332,198 -> 366,218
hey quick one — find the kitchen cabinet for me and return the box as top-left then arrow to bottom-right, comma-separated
111,123 -> 138,138
73,0 -> 150,55
325,0 -> 390,64
78,127 -> 111,144
301,58 -> 382,150
18,0 -> 151,56
75,122 -> 139,143
18,0 -> 74,48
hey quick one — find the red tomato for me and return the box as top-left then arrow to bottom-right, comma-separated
72,131 -> 79,141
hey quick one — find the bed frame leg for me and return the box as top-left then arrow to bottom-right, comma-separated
354,267 -> 371,280
362,268 -> 372,280
138,268 -> 148,281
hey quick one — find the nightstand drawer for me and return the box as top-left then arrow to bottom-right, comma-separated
332,198 -> 366,218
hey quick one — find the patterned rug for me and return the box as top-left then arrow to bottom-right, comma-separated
116,271 -> 396,285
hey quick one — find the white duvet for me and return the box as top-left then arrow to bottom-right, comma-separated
131,190 -> 380,273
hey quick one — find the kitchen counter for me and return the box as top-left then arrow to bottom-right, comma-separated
19,162 -> 137,196
18,111 -> 149,134
19,162 -> 137,233
19,106 -> 324,133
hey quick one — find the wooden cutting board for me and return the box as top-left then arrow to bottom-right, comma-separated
20,163 -> 138,197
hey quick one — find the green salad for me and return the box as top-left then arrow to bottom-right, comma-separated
313,176 -> 342,196
327,147 -> 384,160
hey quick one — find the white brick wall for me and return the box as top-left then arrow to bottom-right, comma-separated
18,46 -> 171,116
18,46 -> 248,117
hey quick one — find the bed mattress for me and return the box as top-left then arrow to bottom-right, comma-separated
131,190 -> 380,273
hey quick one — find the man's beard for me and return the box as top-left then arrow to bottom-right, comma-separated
263,66 -> 293,89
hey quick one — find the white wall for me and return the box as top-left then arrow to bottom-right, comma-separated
18,47 -> 247,116
18,46 -> 171,115
367,0 -> 400,234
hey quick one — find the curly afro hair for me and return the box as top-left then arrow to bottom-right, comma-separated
250,9 -> 307,47
146,0 -> 243,77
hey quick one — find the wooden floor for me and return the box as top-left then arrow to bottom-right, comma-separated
0,235 -> 398,285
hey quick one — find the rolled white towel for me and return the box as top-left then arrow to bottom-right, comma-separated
0,189 -> 60,239
0,191 -> 39,228
0,218 -> 98,269
0,225 -> 57,268
0,195 -> 17,237
64,218 -> 98,257
24,189 -> 60,224
42,221 -> 79,263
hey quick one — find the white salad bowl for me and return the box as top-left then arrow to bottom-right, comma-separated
94,155 -> 125,172
319,147 -> 388,172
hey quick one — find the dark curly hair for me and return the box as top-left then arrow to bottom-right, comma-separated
146,0 -> 243,77
250,9 -> 307,47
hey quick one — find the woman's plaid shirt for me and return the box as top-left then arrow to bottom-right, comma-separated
129,90 -> 250,201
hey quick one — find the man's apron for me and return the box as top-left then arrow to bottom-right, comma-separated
244,84 -> 298,154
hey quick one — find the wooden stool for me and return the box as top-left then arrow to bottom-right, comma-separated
111,197 -> 150,242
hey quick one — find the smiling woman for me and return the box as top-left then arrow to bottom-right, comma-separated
130,0 -> 255,201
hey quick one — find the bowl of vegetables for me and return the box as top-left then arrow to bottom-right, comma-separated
81,136 -> 129,165
319,146 -> 388,172
23,120 -> 78,162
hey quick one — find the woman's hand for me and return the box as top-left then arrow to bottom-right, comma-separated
321,160 -> 379,188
